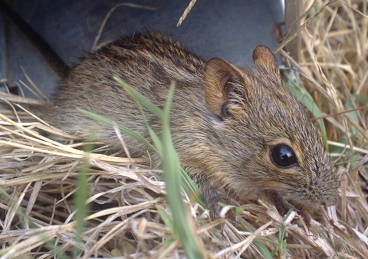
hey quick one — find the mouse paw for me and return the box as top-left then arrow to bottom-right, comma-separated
298,208 -> 312,228
203,188 -> 236,221
266,190 -> 292,216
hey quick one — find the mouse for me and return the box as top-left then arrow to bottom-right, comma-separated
42,31 -> 339,219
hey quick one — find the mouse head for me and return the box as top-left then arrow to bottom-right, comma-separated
203,46 -> 339,207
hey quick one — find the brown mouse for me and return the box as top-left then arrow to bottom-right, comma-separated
43,32 -> 339,217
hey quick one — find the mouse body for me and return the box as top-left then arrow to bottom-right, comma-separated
44,32 -> 339,215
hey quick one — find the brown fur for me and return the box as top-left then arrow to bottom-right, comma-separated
44,32 -> 339,213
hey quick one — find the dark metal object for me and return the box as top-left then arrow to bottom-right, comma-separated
285,0 -> 301,62
0,0 -> 285,98
0,0 -> 69,79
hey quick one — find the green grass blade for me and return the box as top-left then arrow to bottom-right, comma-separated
114,78 -> 200,204
78,109 -> 156,152
352,94 -> 368,105
180,168 -> 204,206
80,79 -> 203,257
344,98 -> 359,138
74,141 -> 93,256
157,208 -> 175,235
253,239 -> 273,259
161,82 -> 205,259
114,77 -> 164,120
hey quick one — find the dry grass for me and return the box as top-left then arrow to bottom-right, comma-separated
1,0 -> 368,258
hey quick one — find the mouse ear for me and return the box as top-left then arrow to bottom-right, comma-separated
204,58 -> 244,118
252,45 -> 280,76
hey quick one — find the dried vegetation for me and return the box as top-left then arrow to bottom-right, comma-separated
0,0 -> 367,258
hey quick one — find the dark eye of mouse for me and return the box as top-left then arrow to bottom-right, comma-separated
270,144 -> 298,168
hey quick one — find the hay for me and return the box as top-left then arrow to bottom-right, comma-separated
1,0 -> 367,258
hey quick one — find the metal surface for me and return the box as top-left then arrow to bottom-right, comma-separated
285,0 -> 301,62
0,0 -> 285,98
0,11 -> 6,90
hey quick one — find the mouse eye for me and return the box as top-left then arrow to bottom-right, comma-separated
270,144 -> 298,168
